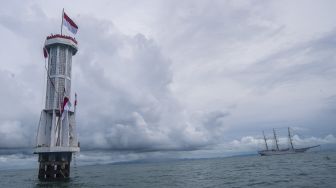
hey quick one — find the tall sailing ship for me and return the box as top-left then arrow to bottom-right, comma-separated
258,127 -> 320,156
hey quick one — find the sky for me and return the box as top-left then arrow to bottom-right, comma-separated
0,0 -> 336,163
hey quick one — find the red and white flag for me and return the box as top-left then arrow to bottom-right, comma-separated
63,12 -> 78,34
61,96 -> 71,120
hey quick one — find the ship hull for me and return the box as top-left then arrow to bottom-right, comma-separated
258,149 -> 306,156
258,145 -> 319,156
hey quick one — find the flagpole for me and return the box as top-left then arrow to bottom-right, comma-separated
61,8 -> 64,35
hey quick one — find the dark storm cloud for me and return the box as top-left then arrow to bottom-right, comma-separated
239,30 -> 336,88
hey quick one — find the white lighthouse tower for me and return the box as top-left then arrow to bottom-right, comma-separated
34,34 -> 80,180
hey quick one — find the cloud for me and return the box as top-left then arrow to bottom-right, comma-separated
0,0 -> 335,154
0,121 -> 31,148
0,69 -> 39,148
70,16 -> 231,151
0,6 -> 230,150
152,0 -> 336,137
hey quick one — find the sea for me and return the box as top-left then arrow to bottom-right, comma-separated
0,151 -> 335,188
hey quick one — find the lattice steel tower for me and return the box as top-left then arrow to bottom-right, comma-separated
34,34 -> 80,180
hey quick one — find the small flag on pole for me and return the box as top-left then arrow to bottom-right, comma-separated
63,11 -> 78,34
61,96 -> 71,120
61,97 -> 71,113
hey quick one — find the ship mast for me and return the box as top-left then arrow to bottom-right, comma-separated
263,131 -> 269,150
288,127 -> 294,150
273,128 -> 279,150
